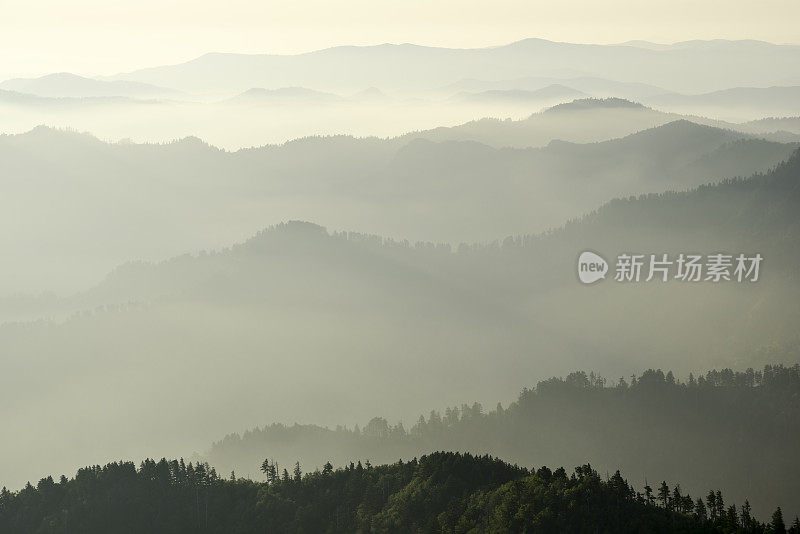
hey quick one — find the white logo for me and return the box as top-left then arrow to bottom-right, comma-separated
578,251 -> 608,284
576,251 -> 762,284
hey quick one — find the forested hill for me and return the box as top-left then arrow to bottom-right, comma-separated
554,143 -> 800,254
2,149 -> 799,496
1,116 -> 796,295
207,364 -> 800,520
399,98 -> 800,148
1,452 -> 795,533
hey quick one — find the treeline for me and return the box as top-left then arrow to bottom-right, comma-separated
173,145 -> 800,264
2,451 -> 797,533
208,364 -> 800,520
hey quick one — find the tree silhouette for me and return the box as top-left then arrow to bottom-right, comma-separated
773,507 -> 787,534
659,481 -> 670,508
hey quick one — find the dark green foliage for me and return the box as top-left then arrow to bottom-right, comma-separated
0,452 -> 784,533
209,364 -> 800,520
772,507 -> 787,534
0,459 -> 262,533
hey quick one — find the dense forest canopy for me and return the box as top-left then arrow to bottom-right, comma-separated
2,451 -> 797,533
3,21 -> 800,534
207,364 -> 800,520
0,115 -> 796,294
1,149 -> 799,493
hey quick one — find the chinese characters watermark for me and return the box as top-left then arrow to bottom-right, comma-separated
578,251 -> 762,285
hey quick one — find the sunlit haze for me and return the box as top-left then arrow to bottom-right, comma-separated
2,0 -> 799,79
2,1 -> 800,530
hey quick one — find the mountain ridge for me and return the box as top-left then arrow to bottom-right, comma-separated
0,147 -> 798,496
0,72 -> 178,99
0,118 -> 794,296
100,38 -> 800,94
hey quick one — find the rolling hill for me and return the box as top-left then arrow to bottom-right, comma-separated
0,148 -> 798,495
438,76 -> 670,101
104,39 -> 800,95
205,364 -> 800,520
453,84 -> 587,104
225,86 -> 340,104
0,117 -> 795,293
2,452 -> 776,533
400,98 -> 800,148
0,72 -> 178,99
645,86 -> 800,119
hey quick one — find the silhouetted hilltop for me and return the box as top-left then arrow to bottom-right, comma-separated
0,89 -> 53,105
556,146 -> 800,248
646,86 -> 800,117
438,76 -> 670,100
0,72 -> 178,99
104,39 -> 800,94
206,364 -> 800,520
3,451 -> 777,533
351,86 -> 387,100
0,89 -> 151,108
400,98 -> 800,148
1,147 -> 799,497
744,116 -> 800,134
0,120 -> 795,295
454,84 -> 586,103
85,145 -> 800,303
545,97 -> 648,111
226,86 -> 340,103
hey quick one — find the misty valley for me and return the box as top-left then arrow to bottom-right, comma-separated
2,34 -> 800,533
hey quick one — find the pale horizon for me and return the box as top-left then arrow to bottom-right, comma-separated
4,0 -> 800,527
3,0 -> 800,81
6,36 -> 800,81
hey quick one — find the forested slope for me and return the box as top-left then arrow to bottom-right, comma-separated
2,452 -> 795,533
207,364 -> 800,519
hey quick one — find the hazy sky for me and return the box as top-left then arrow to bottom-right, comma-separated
2,0 -> 799,80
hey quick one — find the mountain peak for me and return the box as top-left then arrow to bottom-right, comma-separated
249,221 -> 328,240
545,98 -> 646,112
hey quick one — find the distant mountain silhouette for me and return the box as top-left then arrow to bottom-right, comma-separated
400,99 -> 800,148
616,40 -> 675,50
1,118 -> 794,296
0,72 -> 178,99
546,97 -> 646,111
350,86 -> 387,100
742,116 -> 800,136
225,86 -> 340,103
2,149 -> 798,492
103,39 -> 800,94
204,364 -> 800,520
0,88 -> 151,108
0,89 -> 57,106
646,85 -> 800,118
440,76 -> 670,100
453,84 -> 587,103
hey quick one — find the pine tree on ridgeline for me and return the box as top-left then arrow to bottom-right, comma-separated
695,498 -> 707,522
659,481 -> 670,508
0,452 -> 788,533
708,491 -> 718,521
773,507 -> 787,534
742,500 -> 753,530
673,485 -> 683,513
293,461 -> 302,482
